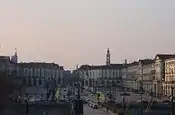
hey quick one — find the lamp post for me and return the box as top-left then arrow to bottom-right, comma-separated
140,62 -> 143,115
171,69 -> 174,115
120,59 -> 128,115
73,65 -> 83,115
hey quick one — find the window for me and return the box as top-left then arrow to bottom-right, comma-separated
85,80 -> 88,86
38,79 -> 42,85
113,71 -> 115,76
22,78 -> 26,85
38,68 -> 40,77
28,78 -> 31,86
33,79 -> 37,85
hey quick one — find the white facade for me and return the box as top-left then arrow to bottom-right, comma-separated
139,60 -> 154,92
118,59 -> 154,93
78,64 -> 123,93
126,62 -> 139,90
17,62 -> 64,96
17,63 -> 63,87
152,54 -> 175,97
163,58 -> 175,96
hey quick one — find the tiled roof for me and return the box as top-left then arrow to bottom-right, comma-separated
18,62 -> 61,69
78,64 -> 123,70
127,61 -> 139,67
0,56 -> 10,61
155,54 -> 175,60
78,65 -> 91,70
139,59 -> 154,65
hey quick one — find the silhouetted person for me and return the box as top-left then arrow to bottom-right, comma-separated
25,98 -> 29,113
106,107 -> 109,112
51,90 -> 56,102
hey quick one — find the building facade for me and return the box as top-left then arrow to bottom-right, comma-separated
123,59 -> 154,93
0,56 -> 11,72
125,61 -> 139,91
17,62 -> 64,96
76,52 -> 175,98
153,54 -> 175,97
78,64 -> 123,97
138,59 -> 154,93
163,58 -> 175,96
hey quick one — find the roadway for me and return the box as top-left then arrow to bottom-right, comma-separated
84,104 -> 117,115
84,88 -> 161,104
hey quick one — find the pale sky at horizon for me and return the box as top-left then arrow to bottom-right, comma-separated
0,0 -> 175,70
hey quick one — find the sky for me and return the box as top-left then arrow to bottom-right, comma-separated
0,0 -> 175,70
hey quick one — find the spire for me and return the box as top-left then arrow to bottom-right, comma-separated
11,47 -> 18,63
15,48 -> 17,56
106,48 -> 111,65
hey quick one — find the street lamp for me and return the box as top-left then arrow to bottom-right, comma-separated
170,68 -> 174,115
73,65 -> 83,115
139,61 -> 143,115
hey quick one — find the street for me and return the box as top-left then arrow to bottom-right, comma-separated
84,104 -> 116,115
85,88 -> 161,104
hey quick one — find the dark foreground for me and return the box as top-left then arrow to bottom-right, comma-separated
1,102 -> 70,115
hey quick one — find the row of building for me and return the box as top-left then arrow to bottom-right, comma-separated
77,49 -> 175,98
0,52 -> 64,96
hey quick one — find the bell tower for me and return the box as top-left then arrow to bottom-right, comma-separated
11,48 -> 18,63
106,48 -> 111,66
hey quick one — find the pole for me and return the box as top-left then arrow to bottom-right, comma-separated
171,86 -> 174,115
140,62 -> 143,115
75,65 -> 83,115
123,59 -> 127,114
171,69 -> 174,115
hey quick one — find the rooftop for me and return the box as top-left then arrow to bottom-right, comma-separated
139,59 -> 154,65
18,62 -> 63,69
78,64 -> 123,70
155,54 -> 175,60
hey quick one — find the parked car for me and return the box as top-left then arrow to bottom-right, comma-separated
137,99 -> 148,104
88,101 -> 93,107
161,100 -> 171,104
88,101 -> 99,109
92,103 -> 99,109
13,96 -> 21,103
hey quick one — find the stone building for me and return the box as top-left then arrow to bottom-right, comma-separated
78,49 -> 123,96
17,62 -> 64,96
163,57 -> 175,96
153,54 -> 175,97
137,59 -> 154,93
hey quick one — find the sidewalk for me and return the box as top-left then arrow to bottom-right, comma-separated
100,107 -> 119,115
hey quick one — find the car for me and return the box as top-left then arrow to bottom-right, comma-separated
13,96 -> 21,103
92,103 -> 99,109
88,101 -> 93,107
137,99 -> 148,104
161,100 -> 171,104
151,100 -> 158,104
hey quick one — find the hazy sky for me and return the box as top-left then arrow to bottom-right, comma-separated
0,0 -> 175,69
